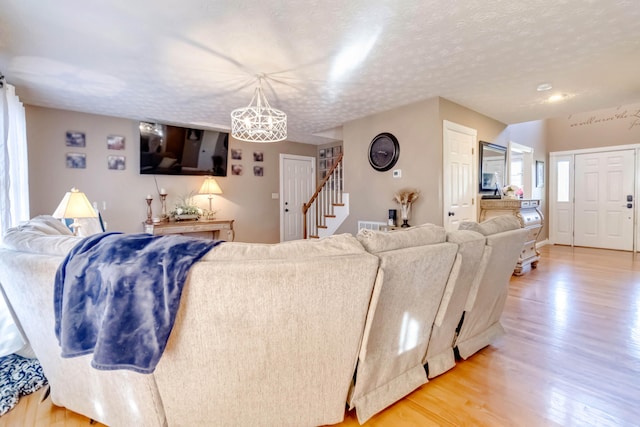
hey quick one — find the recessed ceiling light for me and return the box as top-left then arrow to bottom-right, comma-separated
537,83 -> 553,92
548,93 -> 568,103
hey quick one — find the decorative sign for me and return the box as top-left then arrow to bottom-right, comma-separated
568,107 -> 640,131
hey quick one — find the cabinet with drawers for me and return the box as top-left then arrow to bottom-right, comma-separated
479,199 -> 543,275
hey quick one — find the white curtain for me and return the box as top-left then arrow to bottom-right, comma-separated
0,82 -> 30,357
0,83 -> 30,240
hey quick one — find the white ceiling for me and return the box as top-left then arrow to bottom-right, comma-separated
1,0 -> 639,144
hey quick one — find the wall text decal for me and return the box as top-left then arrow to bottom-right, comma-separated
568,108 -> 640,130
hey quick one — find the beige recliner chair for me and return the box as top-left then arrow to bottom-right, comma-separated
348,224 -> 459,424
454,215 -> 528,359
422,229 -> 486,378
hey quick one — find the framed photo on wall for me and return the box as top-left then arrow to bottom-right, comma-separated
107,135 -> 125,150
231,164 -> 243,175
107,155 -> 126,170
66,131 -> 86,147
231,149 -> 242,160
66,152 -> 86,169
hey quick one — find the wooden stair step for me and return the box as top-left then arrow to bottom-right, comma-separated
317,225 -> 328,229
324,214 -> 336,218
308,235 -> 320,239
333,203 -> 345,207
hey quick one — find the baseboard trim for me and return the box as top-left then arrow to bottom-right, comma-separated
536,239 -> 549,248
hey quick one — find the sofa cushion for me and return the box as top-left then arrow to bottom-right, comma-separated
2,216 -> 80,256
202,233 -> 366,261
17,215 -> 73,235
356,223 -> 446,254
458,215 -> 521,236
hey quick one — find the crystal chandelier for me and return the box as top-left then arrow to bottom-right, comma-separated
230,78 -> 287,143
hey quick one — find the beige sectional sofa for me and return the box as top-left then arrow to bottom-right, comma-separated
0,215 -> 527,426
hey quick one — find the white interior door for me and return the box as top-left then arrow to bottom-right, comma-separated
443,120 -> 477,231
574,150 -> 635,250
279,154 -> 315,242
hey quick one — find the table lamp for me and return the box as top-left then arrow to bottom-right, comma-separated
52,187 -> 98,235
198,176 -> 222,213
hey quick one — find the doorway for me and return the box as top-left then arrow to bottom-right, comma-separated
550,147 -> 636,251
279,154 -> 315,242
574,150 -> 635,250
443,120 -> 477,231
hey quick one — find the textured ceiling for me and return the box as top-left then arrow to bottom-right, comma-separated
1,0 -> 639,144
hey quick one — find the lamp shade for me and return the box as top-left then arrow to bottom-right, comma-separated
52,188 -> 97,219
198,177 -> 223,195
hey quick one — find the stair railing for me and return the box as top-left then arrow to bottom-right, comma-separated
303,152 -> 344,239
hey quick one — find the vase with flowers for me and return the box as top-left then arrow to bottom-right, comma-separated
502,184 -> 523,199
393,188 -> 420,227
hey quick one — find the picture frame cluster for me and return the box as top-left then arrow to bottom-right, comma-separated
318,145 -> 341,179
230,148 -> 264,177
65,131 -> 126,170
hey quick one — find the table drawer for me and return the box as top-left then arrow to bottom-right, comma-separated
521,210 -> 542,226
521,241 -> 537,260
525,225 -> 542,242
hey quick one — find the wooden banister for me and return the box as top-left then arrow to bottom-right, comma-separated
303,152 -> 343,239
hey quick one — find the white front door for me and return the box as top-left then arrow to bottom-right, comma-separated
443,120 -> 477,231
279,154 -> 315,242
574,150 -> 635,250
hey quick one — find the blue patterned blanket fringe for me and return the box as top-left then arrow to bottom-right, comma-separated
0,353 -> 47,417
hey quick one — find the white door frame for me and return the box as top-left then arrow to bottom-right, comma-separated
279,154 -> 315,242
549,143 -> 640,251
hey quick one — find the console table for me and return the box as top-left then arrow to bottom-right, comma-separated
479,199 -> 543,275
144,219 -> 235,241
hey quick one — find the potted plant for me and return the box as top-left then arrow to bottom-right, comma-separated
393,188 -> 420,227
170,192 -> 203,221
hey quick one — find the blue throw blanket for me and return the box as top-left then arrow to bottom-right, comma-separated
54,232 -> 220,374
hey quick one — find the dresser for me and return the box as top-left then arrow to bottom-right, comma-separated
479,199 -> 543,275
144,219 -> 235,241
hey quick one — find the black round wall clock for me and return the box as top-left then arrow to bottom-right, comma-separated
368,132 -> 400,172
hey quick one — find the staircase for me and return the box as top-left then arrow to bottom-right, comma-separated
303,152 -> 349,239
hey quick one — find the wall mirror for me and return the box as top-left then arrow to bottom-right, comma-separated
479,141 -> 507,193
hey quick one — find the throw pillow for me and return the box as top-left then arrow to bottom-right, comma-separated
157,157 -> 178,169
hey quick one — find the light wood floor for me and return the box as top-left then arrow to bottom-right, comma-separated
2,245 -> 640,426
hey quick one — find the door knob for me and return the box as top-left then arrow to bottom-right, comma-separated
448,212 -> 455,217
285,208 -> 289,212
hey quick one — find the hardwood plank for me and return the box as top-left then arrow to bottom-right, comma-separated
2,245 -> 640,426
0,386 -> 106,427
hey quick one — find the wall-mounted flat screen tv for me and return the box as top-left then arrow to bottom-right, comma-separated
139,122 -> 229,176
